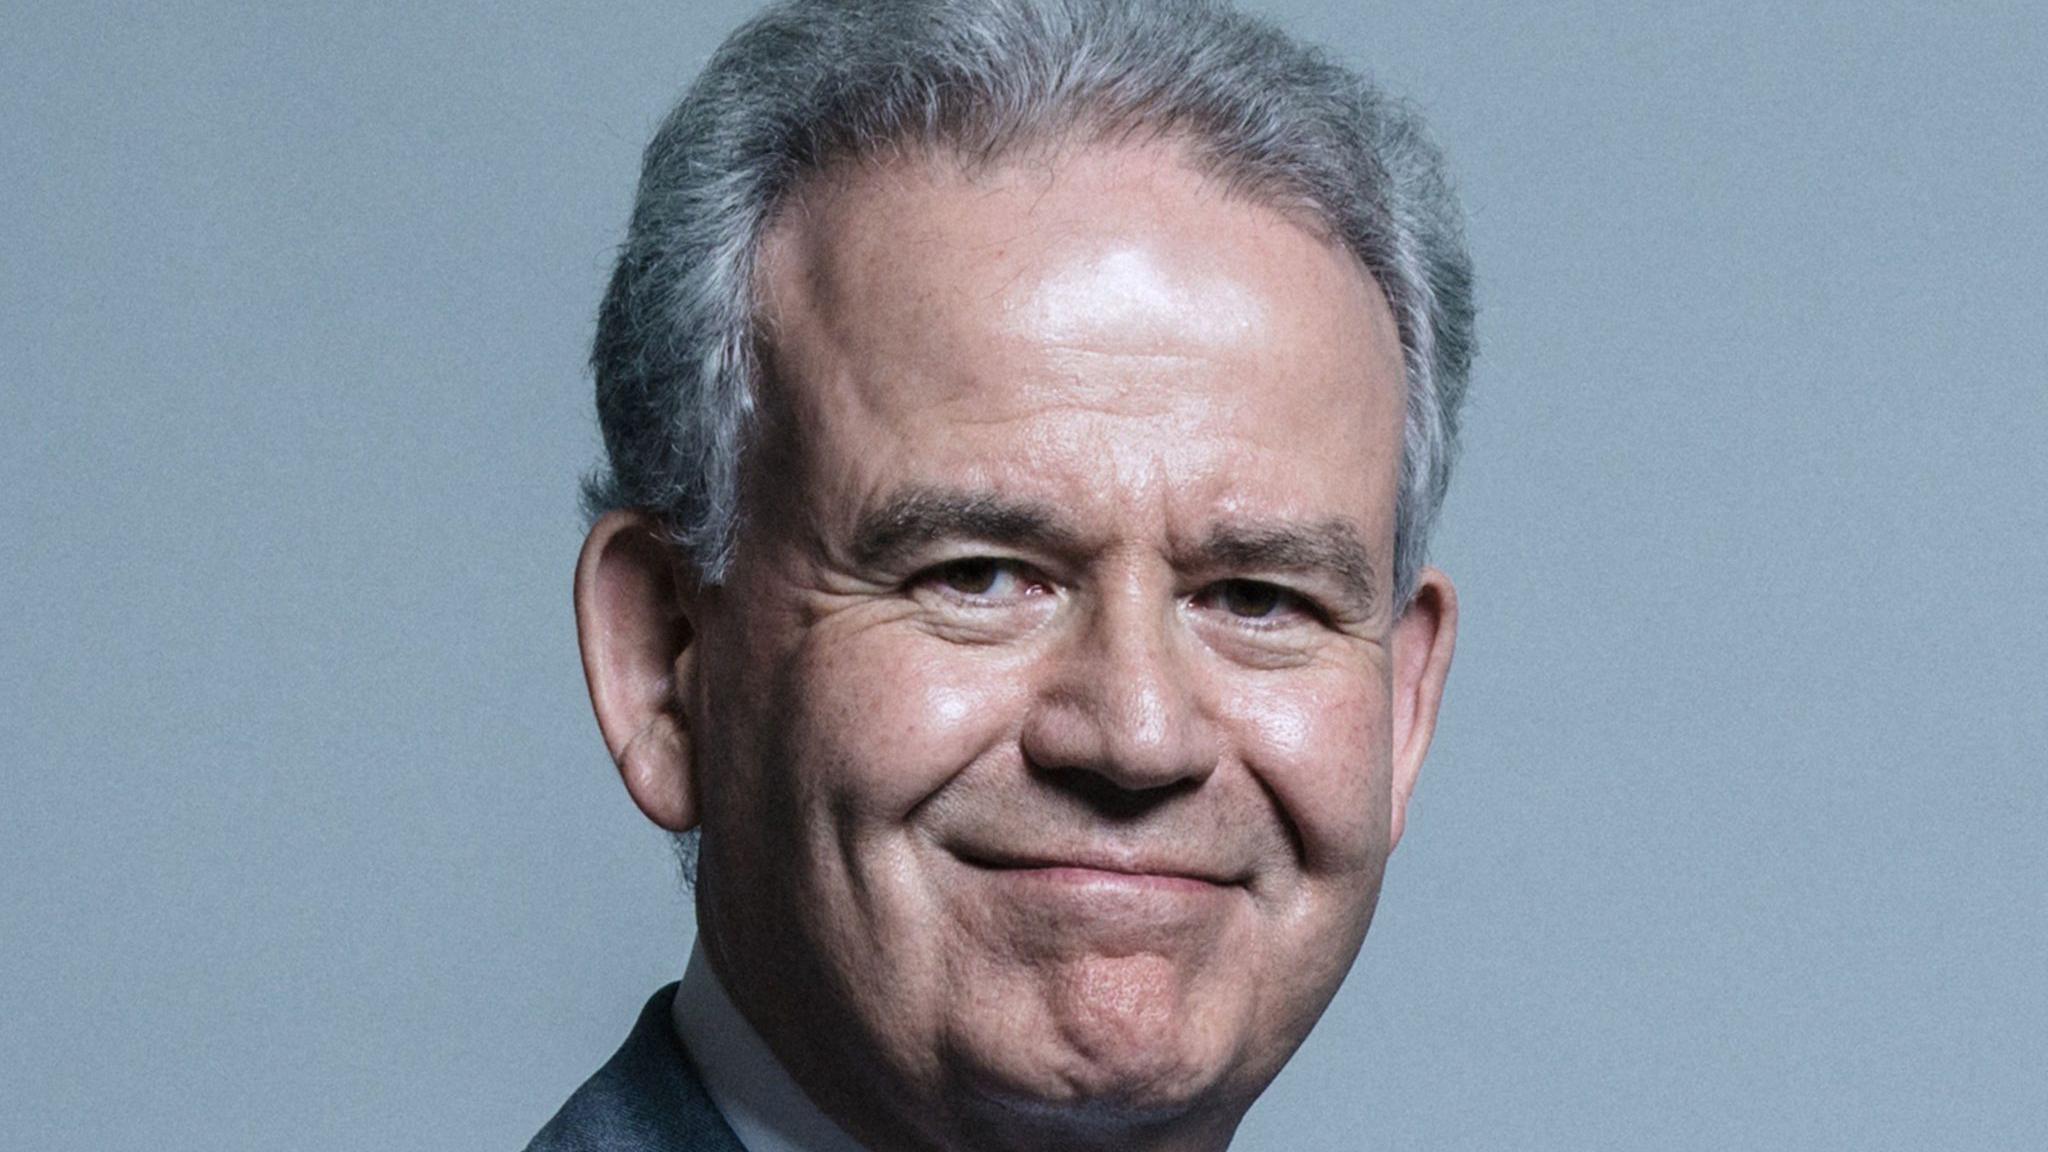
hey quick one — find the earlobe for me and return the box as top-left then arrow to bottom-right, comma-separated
1387,568 -> 1458,851
574,510 -> 701,833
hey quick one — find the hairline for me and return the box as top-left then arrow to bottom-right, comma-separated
588,0 -> 1473,631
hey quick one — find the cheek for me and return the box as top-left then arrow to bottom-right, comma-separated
784,631 -> 1030,821
1221,668 -> 1390,870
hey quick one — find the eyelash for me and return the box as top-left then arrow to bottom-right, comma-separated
914,557 -> 1049,602
1192,579 -> 1321,628
912,561 -> 1320,628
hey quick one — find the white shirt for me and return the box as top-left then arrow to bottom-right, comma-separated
670,944 -> 871,1152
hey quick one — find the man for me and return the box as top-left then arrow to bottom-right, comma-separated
535,0 -> 1472,1148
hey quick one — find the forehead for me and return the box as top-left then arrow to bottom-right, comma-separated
751,141 -> 1407,542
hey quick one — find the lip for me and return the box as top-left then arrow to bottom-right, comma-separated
956,850 -> 1244,891
950,848 -> 1250,945
1002,865 -> 1223,895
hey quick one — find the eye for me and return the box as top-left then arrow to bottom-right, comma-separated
917,557 -> 1044,601
1195,579 -> 1310,624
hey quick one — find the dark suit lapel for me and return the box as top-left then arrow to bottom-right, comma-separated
527,984 -> 749,1152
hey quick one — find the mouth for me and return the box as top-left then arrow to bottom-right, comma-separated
945,844 -> 1254,948
954,849 -> 1246,892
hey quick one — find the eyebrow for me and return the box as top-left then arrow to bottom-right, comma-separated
848,487 -> 1379,608
1193,520 -> 1379,611
849,488 -> 1083,569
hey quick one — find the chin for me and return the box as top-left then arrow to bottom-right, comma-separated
954,1051 -> 1246,1152
950,955 -> 1255,1134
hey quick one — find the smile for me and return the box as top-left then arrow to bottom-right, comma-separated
956,849 -> 1246,892
1001,864 -> 1226,895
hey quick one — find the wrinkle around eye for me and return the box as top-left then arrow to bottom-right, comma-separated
901,557 -> 1061,646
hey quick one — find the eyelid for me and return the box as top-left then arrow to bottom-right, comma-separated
1191,577 -> 1328,627
910,555 -> 1053,600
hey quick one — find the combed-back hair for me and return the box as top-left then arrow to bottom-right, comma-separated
588,0 -> 1474,604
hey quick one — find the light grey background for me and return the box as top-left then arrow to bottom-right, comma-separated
6,2 -> 2043,1149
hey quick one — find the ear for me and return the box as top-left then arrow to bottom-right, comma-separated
574,510 -> 701,833
1387,567 -> 1457,851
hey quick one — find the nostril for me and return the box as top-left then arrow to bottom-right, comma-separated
1025,755 -> 1205,819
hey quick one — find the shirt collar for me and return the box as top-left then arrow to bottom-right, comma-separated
671,942 -> 870,1152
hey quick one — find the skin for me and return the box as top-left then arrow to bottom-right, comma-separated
575,140 -> 1457,1152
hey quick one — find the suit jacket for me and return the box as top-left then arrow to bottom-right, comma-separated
526,984 -> 748,1152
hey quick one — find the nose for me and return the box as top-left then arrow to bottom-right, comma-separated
1020,584 -> 1222,799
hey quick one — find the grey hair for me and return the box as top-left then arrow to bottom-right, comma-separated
587,0 -> 1474,605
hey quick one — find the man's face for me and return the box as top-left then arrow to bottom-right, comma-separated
682,143 -> 1443,1147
